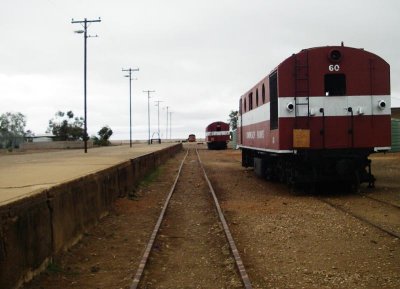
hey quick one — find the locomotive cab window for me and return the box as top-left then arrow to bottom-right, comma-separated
256,89 -> 259,106
262,84 -> 265,104
325,74 -> 346,96
249,92 -> 253,110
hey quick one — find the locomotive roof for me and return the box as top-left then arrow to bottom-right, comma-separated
206,121 -> 229,125
206,121 -> 229,129
240,44 -> 389,99
286,45 -> 389,65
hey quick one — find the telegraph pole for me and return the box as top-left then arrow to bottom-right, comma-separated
143,90 -> 155,144
154,100 -> 163,139
165,106 -> 169,140
122,68 -> 139,148
71,17 -> 101,153
169,111 -> 172,140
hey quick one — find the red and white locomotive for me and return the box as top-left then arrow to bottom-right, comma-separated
238,44 -> 391,188
188,134 -> 196,142
205,121 -> 230,149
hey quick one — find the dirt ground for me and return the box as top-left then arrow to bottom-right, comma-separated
23,145 -> 400,289
200,148 -> 400,289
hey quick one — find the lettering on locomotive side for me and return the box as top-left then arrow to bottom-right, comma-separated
246,130 -> 264,139
246,131 -> 255,139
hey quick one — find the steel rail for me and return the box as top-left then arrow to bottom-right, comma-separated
129,149 -> 189,289
196,149 -> 254,289
356,193 -> 400,210
319,198 -> 400,239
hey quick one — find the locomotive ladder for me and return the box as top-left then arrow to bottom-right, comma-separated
294,49 -> 310,128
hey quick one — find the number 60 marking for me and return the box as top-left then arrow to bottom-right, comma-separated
329,64 -> 340,71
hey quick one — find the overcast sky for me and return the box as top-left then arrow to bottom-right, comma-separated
1,0 -> 399,140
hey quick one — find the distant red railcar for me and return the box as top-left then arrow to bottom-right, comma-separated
205,121 -> 230,150
188,134 -> 196,142
238,44 -> 391,189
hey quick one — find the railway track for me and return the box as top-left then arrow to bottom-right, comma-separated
130,148 -> 253,289
319,192 -> 400,239
357,192 -> 400,210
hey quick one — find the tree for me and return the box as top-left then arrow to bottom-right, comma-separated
25,130 -> 35,138
0,112 -> 27,149
92,126 -> 113,146
47,110 -> 84,141
228,110 -> 239,130
0,112 -> 26,137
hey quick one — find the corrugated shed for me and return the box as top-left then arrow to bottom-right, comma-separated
391,119 -> 400,152
231,129 -> 238,149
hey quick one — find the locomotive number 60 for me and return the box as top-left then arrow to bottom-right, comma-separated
328,64 -> 340,71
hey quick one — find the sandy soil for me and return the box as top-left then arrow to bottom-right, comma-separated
23,145 -> 400,289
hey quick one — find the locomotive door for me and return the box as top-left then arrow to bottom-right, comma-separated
323,73 -> 349,149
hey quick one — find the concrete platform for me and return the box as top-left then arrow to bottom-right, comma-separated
0,143 -> 174,206
0,143 -> 182,289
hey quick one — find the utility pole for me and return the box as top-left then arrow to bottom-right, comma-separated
122,67 -> 139,148
154,100 -> 163,139
71,17 -> 101,153
143,90 -> 155,144
169,111 -> 172,140
165,106 -> 169,140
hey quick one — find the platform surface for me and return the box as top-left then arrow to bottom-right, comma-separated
0,143 -> 174,206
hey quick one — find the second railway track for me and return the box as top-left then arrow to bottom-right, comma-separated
319,192 -> 400,239
130,148 -> 252,289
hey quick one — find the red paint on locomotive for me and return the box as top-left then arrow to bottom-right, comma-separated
205,121 -> 230,150
238,45 -> 391,188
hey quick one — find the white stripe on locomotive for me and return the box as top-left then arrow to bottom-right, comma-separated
205,131 -> 230,136
241,95 -> 391,126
